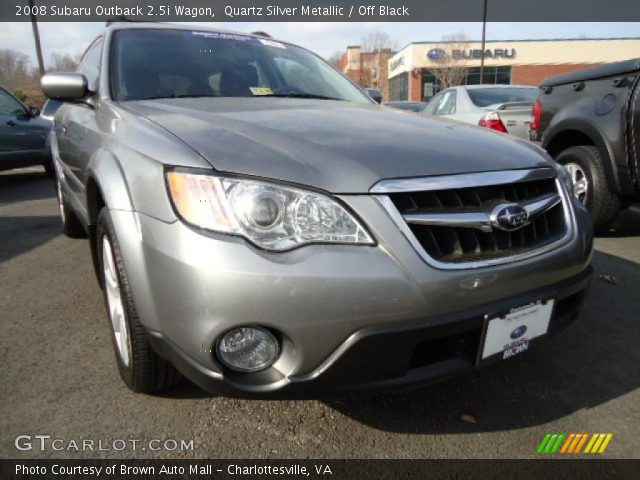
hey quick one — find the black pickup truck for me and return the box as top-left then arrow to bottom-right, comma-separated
530,58 -> 640,230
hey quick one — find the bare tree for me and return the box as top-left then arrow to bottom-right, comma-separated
431,34 -> 471,89
359,31 -> 398,92
0,49 -> 32,88
361,31 -> 398,54
48,52 -> 82,72
327,51 -> 343,69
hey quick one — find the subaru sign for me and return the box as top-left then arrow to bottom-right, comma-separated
510,325 -> 528,340
427,48 -> 446,61
427,47 -> 518,62
452,48 -> 517,59
389,57 -> 405,71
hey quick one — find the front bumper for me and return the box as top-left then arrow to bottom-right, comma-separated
110,193 -> 593,396
147,268 -> 590,397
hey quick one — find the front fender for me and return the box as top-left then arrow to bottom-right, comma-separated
85,152 -> 166,331
543,116 -> 621,193
86,149 -> 135,214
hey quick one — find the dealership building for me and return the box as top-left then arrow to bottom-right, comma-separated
387,38 -> 640,102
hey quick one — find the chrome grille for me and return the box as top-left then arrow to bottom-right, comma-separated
373,168 -> 573,269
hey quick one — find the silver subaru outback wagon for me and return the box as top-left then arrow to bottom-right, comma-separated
41,23 -> 593,396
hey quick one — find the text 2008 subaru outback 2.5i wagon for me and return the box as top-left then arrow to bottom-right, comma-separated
42,23 -> 593,396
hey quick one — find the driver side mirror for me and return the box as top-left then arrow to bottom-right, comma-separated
28,106 -> 40,117
41,73 -> 89,101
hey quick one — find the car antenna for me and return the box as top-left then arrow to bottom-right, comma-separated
106,16 -> 145,26
251,31 -> 272,38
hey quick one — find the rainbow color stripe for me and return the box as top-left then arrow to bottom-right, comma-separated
537,433 -> 613,454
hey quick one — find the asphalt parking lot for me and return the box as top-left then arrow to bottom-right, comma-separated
1,167 -> 639,459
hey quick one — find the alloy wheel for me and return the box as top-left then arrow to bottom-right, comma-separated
102,235 -> 131,367
564,162 -> 589,203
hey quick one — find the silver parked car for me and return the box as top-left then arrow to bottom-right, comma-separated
42,23 -> 593,396
422,85 -> 539,139
385,101 -> 429,113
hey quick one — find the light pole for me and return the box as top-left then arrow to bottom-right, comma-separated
29,0 -> 45,77
479,0 -> 488,84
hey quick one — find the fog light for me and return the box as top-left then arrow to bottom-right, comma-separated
216,327 -> 279,372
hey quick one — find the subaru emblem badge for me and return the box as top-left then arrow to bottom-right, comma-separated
491,203 -> 529,231
510,325 -> 528,339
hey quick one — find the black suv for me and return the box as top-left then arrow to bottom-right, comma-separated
530,58 -> 640,230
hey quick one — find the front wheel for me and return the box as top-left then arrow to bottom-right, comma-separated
555,145 -> 621,231
97,208 -> 180,393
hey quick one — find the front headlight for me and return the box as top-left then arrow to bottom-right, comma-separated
166,170 -> 374,251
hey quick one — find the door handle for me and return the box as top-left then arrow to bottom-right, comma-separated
6,120 -> 16,126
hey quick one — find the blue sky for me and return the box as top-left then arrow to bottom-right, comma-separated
1,22 -> 639,66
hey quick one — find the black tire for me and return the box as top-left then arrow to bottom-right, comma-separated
96,208 -> 181,393
555,145 -> 621,231
43,159 -> 55,178
56,177 -> 86,238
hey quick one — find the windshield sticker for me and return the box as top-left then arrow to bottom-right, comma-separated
190,31 -> 250,41
259,38 -> 286,49
250,87 -> 274,96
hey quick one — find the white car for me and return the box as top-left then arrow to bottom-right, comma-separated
422,84 -> 539,139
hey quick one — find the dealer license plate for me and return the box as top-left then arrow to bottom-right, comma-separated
479,299 -> 555,363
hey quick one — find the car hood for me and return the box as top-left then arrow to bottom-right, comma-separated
126,98 -> 550,193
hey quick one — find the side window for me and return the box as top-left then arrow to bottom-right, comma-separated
423,93 -> 443,115
436,90 -> 456,115
79,39 -> 103,91
40,100 -> 62,121
0,89 -> 25,116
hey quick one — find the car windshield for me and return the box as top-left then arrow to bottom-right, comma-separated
467,87 -> 539,107
111,29 -> 371,104
0,88 -> 26,116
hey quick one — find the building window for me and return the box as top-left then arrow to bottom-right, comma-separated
495,66 -> 511,84
421,70 -> 443,101
465,66 -> 511,85
420,66 -> 512,100
389,72 -> 408,101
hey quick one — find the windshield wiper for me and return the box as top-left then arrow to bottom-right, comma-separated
136,93 -> 342,101
172,94 -> 219,99
137,94 -> 219,101
136,95 -> 173,101
266,93 -> 344,101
